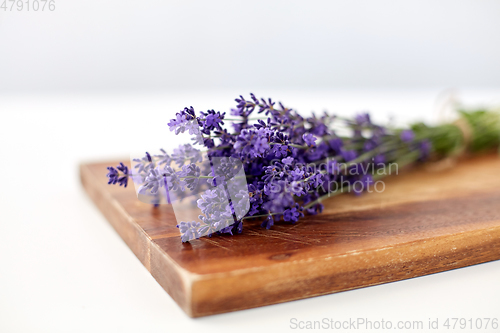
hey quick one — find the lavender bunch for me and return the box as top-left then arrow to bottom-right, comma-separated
106,94 -> 500,242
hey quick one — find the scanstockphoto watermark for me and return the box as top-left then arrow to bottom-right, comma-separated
266,158 -> 399,195
289,317 -> 499,330
290,318 -> 424,330
1,0 -> 55,11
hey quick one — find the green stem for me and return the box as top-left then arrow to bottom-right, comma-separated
337,141 -> 402,173
269,142 -> 309,149
242,212 -> 281,220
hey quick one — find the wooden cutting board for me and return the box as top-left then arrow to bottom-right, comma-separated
80,154 -> 500,317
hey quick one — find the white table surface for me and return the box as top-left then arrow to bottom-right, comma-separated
1,89 -> 499,332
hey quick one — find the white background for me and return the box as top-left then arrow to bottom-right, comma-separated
1,0 -> 500,92
1,1 -> 500,332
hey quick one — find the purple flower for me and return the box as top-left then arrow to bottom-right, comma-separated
282,156 -> 294,165
168,107 -> 199,135
328,138 -> 343,152
132,152 -> 154,174
196,187 -> 233,220
234,128 -> 270,159
303,193 -> 324,215
247,184 -> 263,216
374,154 -> 385,166
283,204 -> 304,223
232,93 -> 259,117
341,150 -> 357,162
307,114 -> 329,136
257,97 -> 276,115
106,162 -> 129,187
261,215 -> 274,229
219,225 -> 234,235
254,118 -> 272,130
236,221 -> 243,234
172,144 -> 203,167
325,159 -> 339,175
305,142 -> 329,161
302,133 -> 317,147
210,157 -> 243,183
307,172 -> 324,189
306,203 -> 324,215
400,130 -> 415,143
289,181 -> 306,197
262,165 -> 280,183
355,113 -> 371,126
233,189 -> 250,218
272,144 -> 289,158
419,139 -> 432,160
178,163 -> 201,190
154,149 -> 171,166
177,221 -> 201,242
263,180 -> 295,212
141,167 -> 163,194
364,139 -> 377,151
142,166 -> 186,195
199,109 -> 225,134
290,167 -> 305,181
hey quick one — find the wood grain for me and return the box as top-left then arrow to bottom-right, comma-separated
80,153 -> 500,317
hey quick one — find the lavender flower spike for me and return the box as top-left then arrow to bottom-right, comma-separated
106,162 -> 129,187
